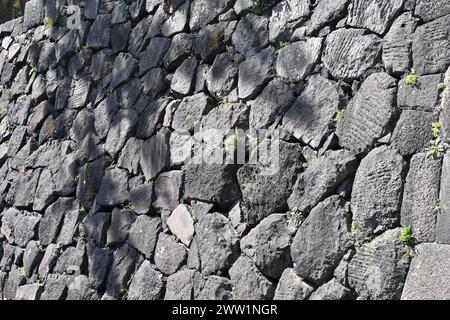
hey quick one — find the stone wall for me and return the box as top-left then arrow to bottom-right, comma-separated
0,0 -> 450,300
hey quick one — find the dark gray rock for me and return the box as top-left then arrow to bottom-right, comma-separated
194,23 -> 227,63
128,260 -> 165,300
413,15 -> 450,75
82,212 -> 110,247
55,30 -> 81,63
238,141 -> 304,225
351,146 -> 407,237
70,109 -> 95,144
347,0 -> 403,35
112,21 -> 131,53
172,93 -> 213,132
110,53 -> 137,91
274,268 -> 314,300
195,213 -> 239,276
87,244 -> 112,290
383,13 -> 419,75
143,68 -> 167,96
53,247 -> 85,275
56,209 -> 81,246
107,208 -> 135,246
87,14 -> 111,49
96,167 -> 129,207
397,74 -> 442,112
94,93 -> 118,139
323,29 -> 381,80
348,228 -> 411,300
40,274 -> 70,300
437,153 -> 450,244
229,256 -> 275,300
23,0 -> 45,30
206,52 -> 238,99
238,46 -> 274,100
154,233 -> 187,275
402,243 -> 450,300
38,244 -> 60,278
184,163 -> 241,210
291,196 -> 352,285
232,13 -> 269,57
140,129 -> 171,181
118,138 -> 142,175
241,214 -> 295,279
201,103 -> 249,130
136,97 -> 170,139
76,157 -> 105,207
139,37 -> 171,74
164,268 -> 205,300
391,110 -> 437,156
249,79 -> 295,130
189,0 -> 234,32
164,33 -> 194,71
128,16 -> 153,56
128,215 -> 162,259
309,279 -> 353,300
128,183 -> 153,215
161,0 -> 189,37
153,170 -> 183,220
269,0 -> 309,43
283,75 -> 341,148
336,73 -> 398,155
276,38 -> 322,82
66,275 -> 99,300
171,58 -> 198,96
15,283 -> 43,300
401,153 -> 441,244
197,276 -> 233,300
39,198 -> 78,246
415,0 -> 450,22
105,110 -> 138,159
23,241 -> 43,278
307,0 -> 349,34
105,244 -> 137,298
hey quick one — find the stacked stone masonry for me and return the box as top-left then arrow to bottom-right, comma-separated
0,0 -> 450,300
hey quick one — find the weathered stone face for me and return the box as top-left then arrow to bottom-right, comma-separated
1,0 -> 449,302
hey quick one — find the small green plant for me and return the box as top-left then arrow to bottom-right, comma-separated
404,68 -> 418,85
439,83 -> 447,91
400,226 -> 414,245
432,121 -> 442,139
82,43 -> 93,49
120,288 -> 129,300
79,203 -> 87,214
351,222 -> 358,237
426,138 -> 445,159
224,134 -> 238,153
34,274 -> 42,284
332,109 -> 345,124
18,266 -> 26,277
45,16 -> 54,29
434,200 -> 442,213
366,235 -> 376,242
121,202 -> 135,211
279,41 -> 289,49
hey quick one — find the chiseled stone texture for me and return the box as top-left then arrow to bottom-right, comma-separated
402,244 -> 450,300
2,0 -> 450,302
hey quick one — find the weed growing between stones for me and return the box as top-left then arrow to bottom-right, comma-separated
400,226 -> 414,245
404,68 -> 418,85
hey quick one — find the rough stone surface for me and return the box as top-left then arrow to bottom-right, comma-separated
336,73 -> 398,155
291,196 -> 352,285
348,228 -> 411,300
323,29 -> 382,80
351,146 -> 407,237
276,38 -> 322,82
274,268 -> 314,300
402,243 -> 450,300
